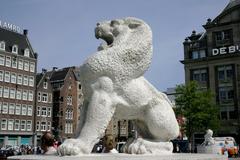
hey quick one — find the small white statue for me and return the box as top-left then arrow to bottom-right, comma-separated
58,17 -> 179,156
202,129 -> 215,146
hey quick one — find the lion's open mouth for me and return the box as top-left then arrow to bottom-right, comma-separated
95,28 -> 114,46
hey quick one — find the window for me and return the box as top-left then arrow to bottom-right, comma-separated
4,71 -> 10,82
6,56 -> 11,67
65,122 -> 73,134
42,93 -> 48,102
47,121 -> 51,131
37,106 -> 41,116
217,65 -> 233,82
36,121 -> 40,131
215,30 -> 231,41
219,87 -> 234,102
30,62 -> 35,72
23,75 -> 28,86
41,107 -> 47,116
29,76 -> 34,87
18,59 -> 23,70
24,61 -> 29,71
12,45 -> 18,54
221,111 -> 228,120
48,93 -> 52,103
192,69 -> 208,83
15,104 -> 21,115
3,87 -> 9,98
0,55 -> 5,65
2,103 -> 8,114
8,119 -> 14,130
24,48 -> 30,57
1,119 -> 7,130
47,107 -> 51,117
17,74 -> 23,85
21,104 -> 27,115
38,92 -> 41,102
0,70 -> 3,81
0,86 -> 2,97
26,120 -> 32,131
0,41 -> 5,50
21,120 -> 26,131
12,57 -> 17,68
22,90 -> 28,100
11,73 -> 16,83
15,120 -> 20,131
43,81 -> 48,89
9,88 -> 16,99
16,89 -> 22,100
67,96 -> 72,105
41,121 -> 47,131
27,105 -> 33,116
9,103 -> 15,114
0,102 -> 1,113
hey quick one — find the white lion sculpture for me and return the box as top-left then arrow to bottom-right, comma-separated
58,17 -> 179,156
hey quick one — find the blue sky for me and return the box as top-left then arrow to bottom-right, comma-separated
0,0 -> 229,91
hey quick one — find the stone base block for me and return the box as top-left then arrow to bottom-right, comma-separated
8,153 -> 227,160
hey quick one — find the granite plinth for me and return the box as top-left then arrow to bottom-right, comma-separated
8,153 -> 227,160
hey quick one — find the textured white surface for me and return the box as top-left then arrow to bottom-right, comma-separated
58,17 -> 179,156
8,154 -> 227,160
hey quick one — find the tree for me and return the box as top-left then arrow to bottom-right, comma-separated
175,81 -> 219,151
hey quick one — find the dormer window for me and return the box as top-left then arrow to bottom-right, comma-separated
12,45 -> 18,54
0,41 -> 5,50
24,48 -> 30,57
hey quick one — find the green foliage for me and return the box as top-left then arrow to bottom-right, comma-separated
175,81 -> 220,140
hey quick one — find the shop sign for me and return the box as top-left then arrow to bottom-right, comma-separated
212,45 -> 240,56
0,20 -> 21,33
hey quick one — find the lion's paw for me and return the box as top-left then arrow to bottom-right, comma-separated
127,138 -> 173,154
57,139 -> 89,156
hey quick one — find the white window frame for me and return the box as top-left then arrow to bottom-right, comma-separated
1,119 -> 7,130
14,119 -> 20,131
21,104 -> 27,115
2,102 -> 8,114
26,120 -> 32,131
5,56 -> 11,67
27,105 -> 33,116
11,72 -> 17,84
18,59 -> 23,70
47,107 -> 51,117
47,121 -> 51,131
3,87 -> 9,98
41,121 -> 47,131
0,41 -> 5,50
22,90 -> 28,100
15,104 -> 21,115
23,75 -> 28,86
8,119 -> 14,130
30,62 -> 35,72
9,103 -> 15,114
4,71 -> 10,82
43,81 -> 48,89
12,57 -> 17,68
24,48 -> 30,57
0,70 -> 3,81
41,107 -> 47,117
36,121 -> 40,131
12,45 -> 18,54
29,76 -> 34,87
24,61 -> 29,71
21,120 -> 26,131
16,89 -> 22,100
38,92 -> 41,102
42,93 -> 48,102
0,102 -> 1,113
17,74 -> 23,85
9,88 -> 16,99
0,86 -> 2,97
37,106 -> 41,116
0,55 -> 5,65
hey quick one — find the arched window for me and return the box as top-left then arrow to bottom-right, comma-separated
0,41 -> 5,50
12,45 -> 18,53
24,48 -> 30,57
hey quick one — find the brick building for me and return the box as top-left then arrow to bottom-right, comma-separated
0,26 -> 37,147
181,0 -> 240,141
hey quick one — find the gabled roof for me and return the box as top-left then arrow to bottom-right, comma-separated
0,27 -> 36,59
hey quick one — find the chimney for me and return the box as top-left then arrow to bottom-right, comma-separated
23,29 -> 28,36
42,68 -> 47,73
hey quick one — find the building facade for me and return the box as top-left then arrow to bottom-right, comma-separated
0,27 -> 37,147
35,69 -> 53,146
182,0 -> 240,141
49,67 -> 83,141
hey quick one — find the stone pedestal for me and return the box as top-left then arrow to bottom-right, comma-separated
8,153 -> 227,160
